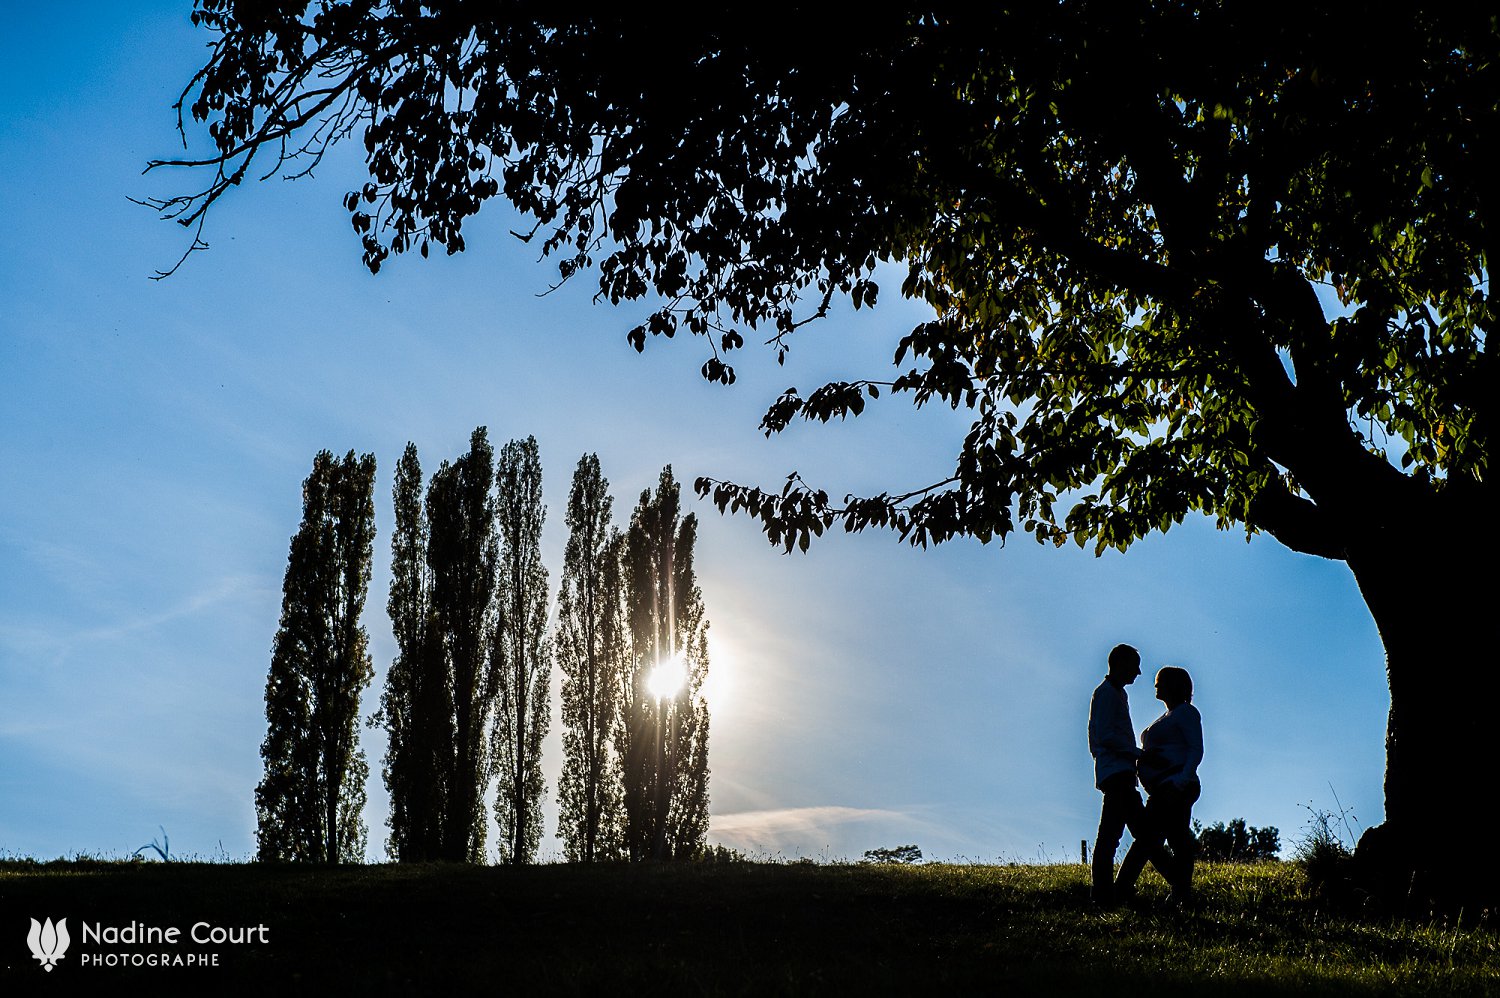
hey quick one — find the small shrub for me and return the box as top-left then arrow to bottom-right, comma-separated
1295,793 -> 1360,902
133,826 -> 171,862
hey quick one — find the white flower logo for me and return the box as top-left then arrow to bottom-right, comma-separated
27,917 -> 70,972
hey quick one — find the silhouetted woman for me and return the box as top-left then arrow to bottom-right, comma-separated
1115,666 -> 1202,904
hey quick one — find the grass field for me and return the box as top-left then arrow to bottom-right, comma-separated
2,859 -> 1496,993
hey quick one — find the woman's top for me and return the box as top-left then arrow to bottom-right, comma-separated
1137,702 -> 1203,793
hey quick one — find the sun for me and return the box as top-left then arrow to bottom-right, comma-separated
647,652 -> 688,700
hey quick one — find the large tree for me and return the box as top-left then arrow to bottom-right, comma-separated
256,449 -> 376,864
426,428 -> 503,863
556,454 -> 628,862
159,7 -> 1493,896
378,432 -> 517,863
621,468 -> 711,862
491,435 -> 551,865
373,442 -> 451,861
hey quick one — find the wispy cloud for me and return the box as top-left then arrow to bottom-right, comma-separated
0,573 -> 266,662
710,805 -> 932,858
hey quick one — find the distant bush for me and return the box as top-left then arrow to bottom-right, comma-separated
861,845 -> 923,865
696,843 -> 751,864
1194,818 -> 1281,862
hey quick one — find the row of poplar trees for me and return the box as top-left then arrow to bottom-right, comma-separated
254,428 -> 711,864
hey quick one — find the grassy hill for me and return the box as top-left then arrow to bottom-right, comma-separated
2,859 -> 1495,993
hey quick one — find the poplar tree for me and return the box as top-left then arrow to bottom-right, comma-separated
374,443 -> 451,861
556,454 -> 627,862
256,449 -> 377,863
426,428 -> 501,862
492,436 -> 550,865
620,467 -> 711,861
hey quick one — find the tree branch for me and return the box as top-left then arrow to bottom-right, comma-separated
1245,476 -> 1347,560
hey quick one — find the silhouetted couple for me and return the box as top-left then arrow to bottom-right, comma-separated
1088,644 -> 1202,907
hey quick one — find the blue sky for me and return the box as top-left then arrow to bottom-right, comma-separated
0,2 -> 1387,864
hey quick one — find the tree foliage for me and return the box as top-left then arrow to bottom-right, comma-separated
491,435 -> 550,865
257,449 -> 376,863
424,428 -> 503,862
556,453 -> 628,862
376,431 -> 553,864
374,442 -> 451,861
620,468 -> 711,861
151,5 -> 1491,551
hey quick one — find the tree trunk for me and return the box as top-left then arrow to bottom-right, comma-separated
1345,526 -> 1498,905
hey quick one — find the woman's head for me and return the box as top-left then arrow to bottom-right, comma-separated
1154,666 -> 1193,706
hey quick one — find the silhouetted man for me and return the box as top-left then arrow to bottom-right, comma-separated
1088,643 -> 1145,905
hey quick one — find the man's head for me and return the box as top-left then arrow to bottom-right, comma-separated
1107,644 -> 1142,686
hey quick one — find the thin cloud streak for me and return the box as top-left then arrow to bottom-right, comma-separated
710,805 -> 928,857
0,573 -> 265,661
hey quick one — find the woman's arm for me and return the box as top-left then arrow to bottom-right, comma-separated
1172,705 -> 1204,787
